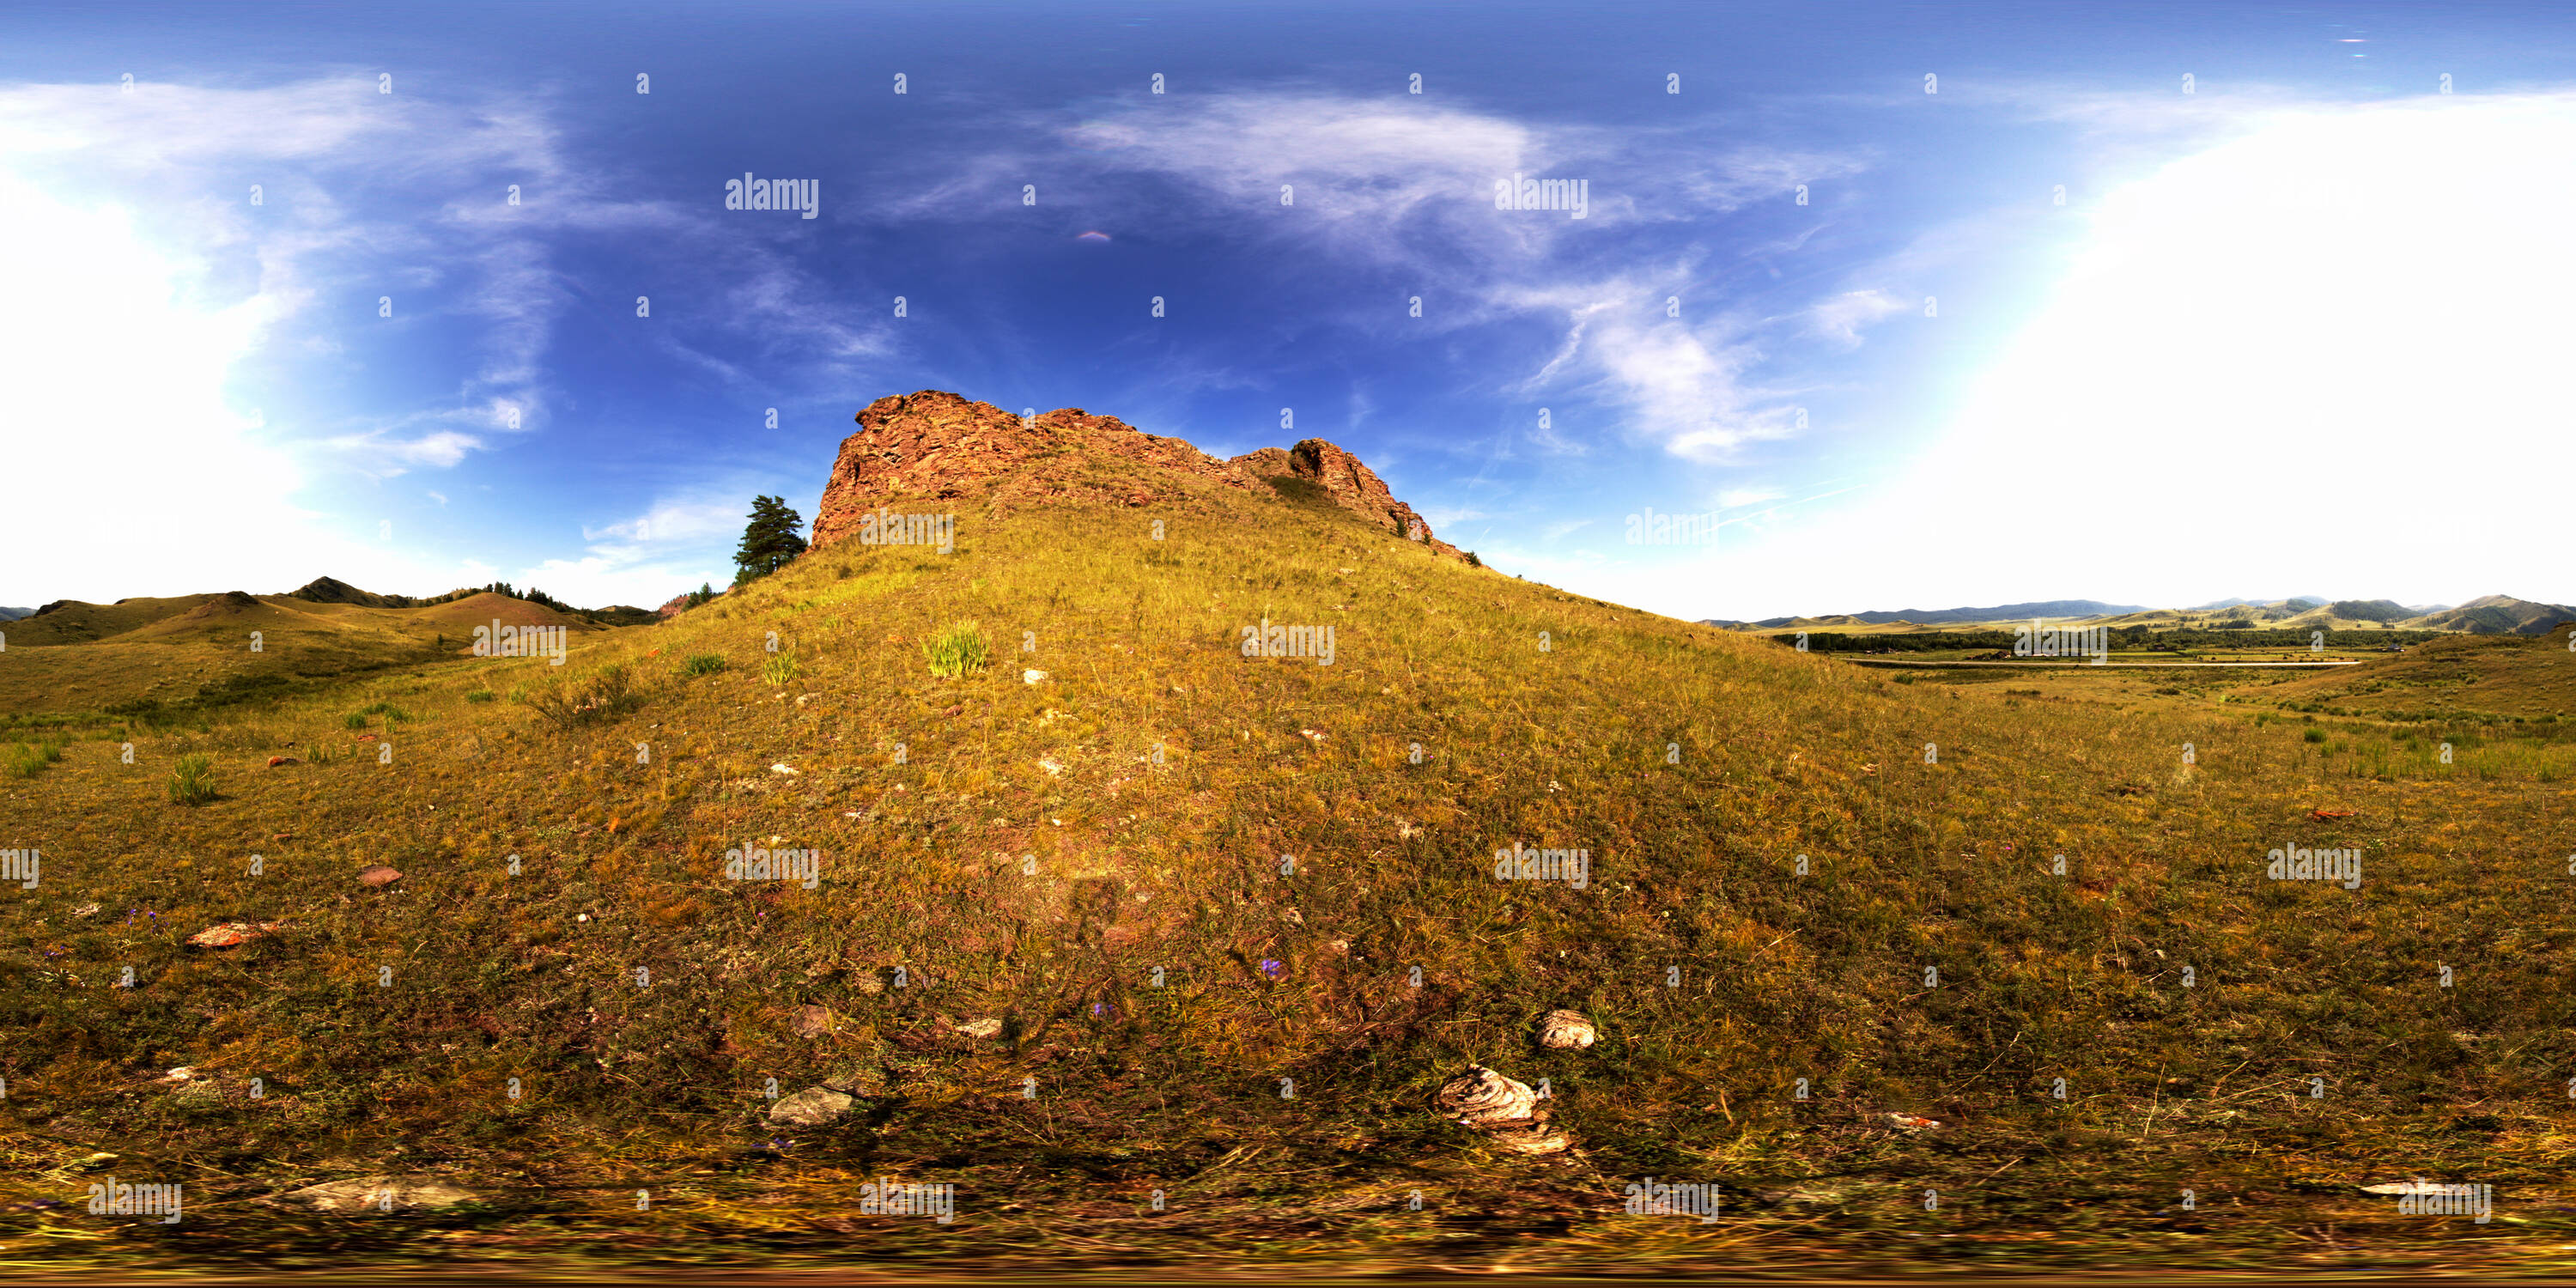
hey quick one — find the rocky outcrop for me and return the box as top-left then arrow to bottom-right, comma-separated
1228,440 -> 1458,556
812,390 -> 1463,560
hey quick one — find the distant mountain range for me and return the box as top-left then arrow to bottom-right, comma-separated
0,606 -> 34,622
1704,599 -> 2147,629
1707,593 -> 2576,636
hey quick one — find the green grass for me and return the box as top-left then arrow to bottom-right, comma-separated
678,652 -> 726,677
3,735 -> 65,778
166,751 -> 216,804
760,651 -> 801,687
920,618 -> 989,677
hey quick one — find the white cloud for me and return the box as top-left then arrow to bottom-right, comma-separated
1800,289 -> 1912,345
896,91 -> 1862,461
1651,94 -> 2576,619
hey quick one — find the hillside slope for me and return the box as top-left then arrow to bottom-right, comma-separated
2,400 -> 2572,1273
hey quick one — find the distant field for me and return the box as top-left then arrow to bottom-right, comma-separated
0,592 -> 629,726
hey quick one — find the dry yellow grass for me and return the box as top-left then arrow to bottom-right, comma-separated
2,485 -> 2573,1274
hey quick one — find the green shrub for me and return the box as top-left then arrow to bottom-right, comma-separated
465,689 -> 496,703
168,754 -> 216,805
343,713 -> 369,730
679,653 -> 726,677
922,620 -> 990,678
761,652 -> 801,687
2304,728 -> 2326,744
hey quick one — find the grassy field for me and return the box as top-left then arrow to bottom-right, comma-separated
0,592 -> 614,728
3,484 -> 2575,1277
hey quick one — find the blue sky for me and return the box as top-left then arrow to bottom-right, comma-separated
7,1 -> 2574,619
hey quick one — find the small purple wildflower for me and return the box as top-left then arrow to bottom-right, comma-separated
1260,958 -> 1285,980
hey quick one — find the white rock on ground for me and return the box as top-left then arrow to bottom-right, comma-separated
1538,1009 -> 1598,1049
1431,1064 -> 1571,1154
280,1176 -> 481,1212
767,1086 -> 854,1127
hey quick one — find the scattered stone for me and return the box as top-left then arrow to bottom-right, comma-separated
767,1086 -> 854,1127
266,756 -> 299,768
1538,1009 -> 1598,1049
956,1018 -> 1004,1040
1299,728 -> 1325,744
356,734 -> 378,743
71,903 -> 100,919
1038,756 -> 1066,777
1436,1064 -> 1539,1127
1431,1066 -> 1570,1153
152,1066 -> 198,1086
2360,1179 -> 2446,1195
1023,669 -> 1048,685
771,762 -> 800,775
279,1176 -> 481,1212
186,920 -> 285,948
1886,1112 -> 1942,1132
793,1004 -> 840,1037
357,866 -> 402,889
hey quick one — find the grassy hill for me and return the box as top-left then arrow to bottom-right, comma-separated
0,590 -> 617,725
3,449 -> 2574,1275
2249,628 -> 2576,723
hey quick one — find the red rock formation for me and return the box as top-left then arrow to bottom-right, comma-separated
1227,440 -> 1458,556
812,390 -> 1464,560
811,392 -> 1259,549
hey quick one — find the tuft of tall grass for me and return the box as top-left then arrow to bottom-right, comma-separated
921,619 -> 990,678
518,663 -> 645,728
761,652 -> 801,687
4,735 -> 65,778
678,653 -> 726,677
465,689 -> 496,703
168,753 -> 216,805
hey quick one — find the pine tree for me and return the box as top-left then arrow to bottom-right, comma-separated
733,495 -> 809,584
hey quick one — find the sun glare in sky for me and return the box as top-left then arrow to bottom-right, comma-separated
1680,95 -> 2576,617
